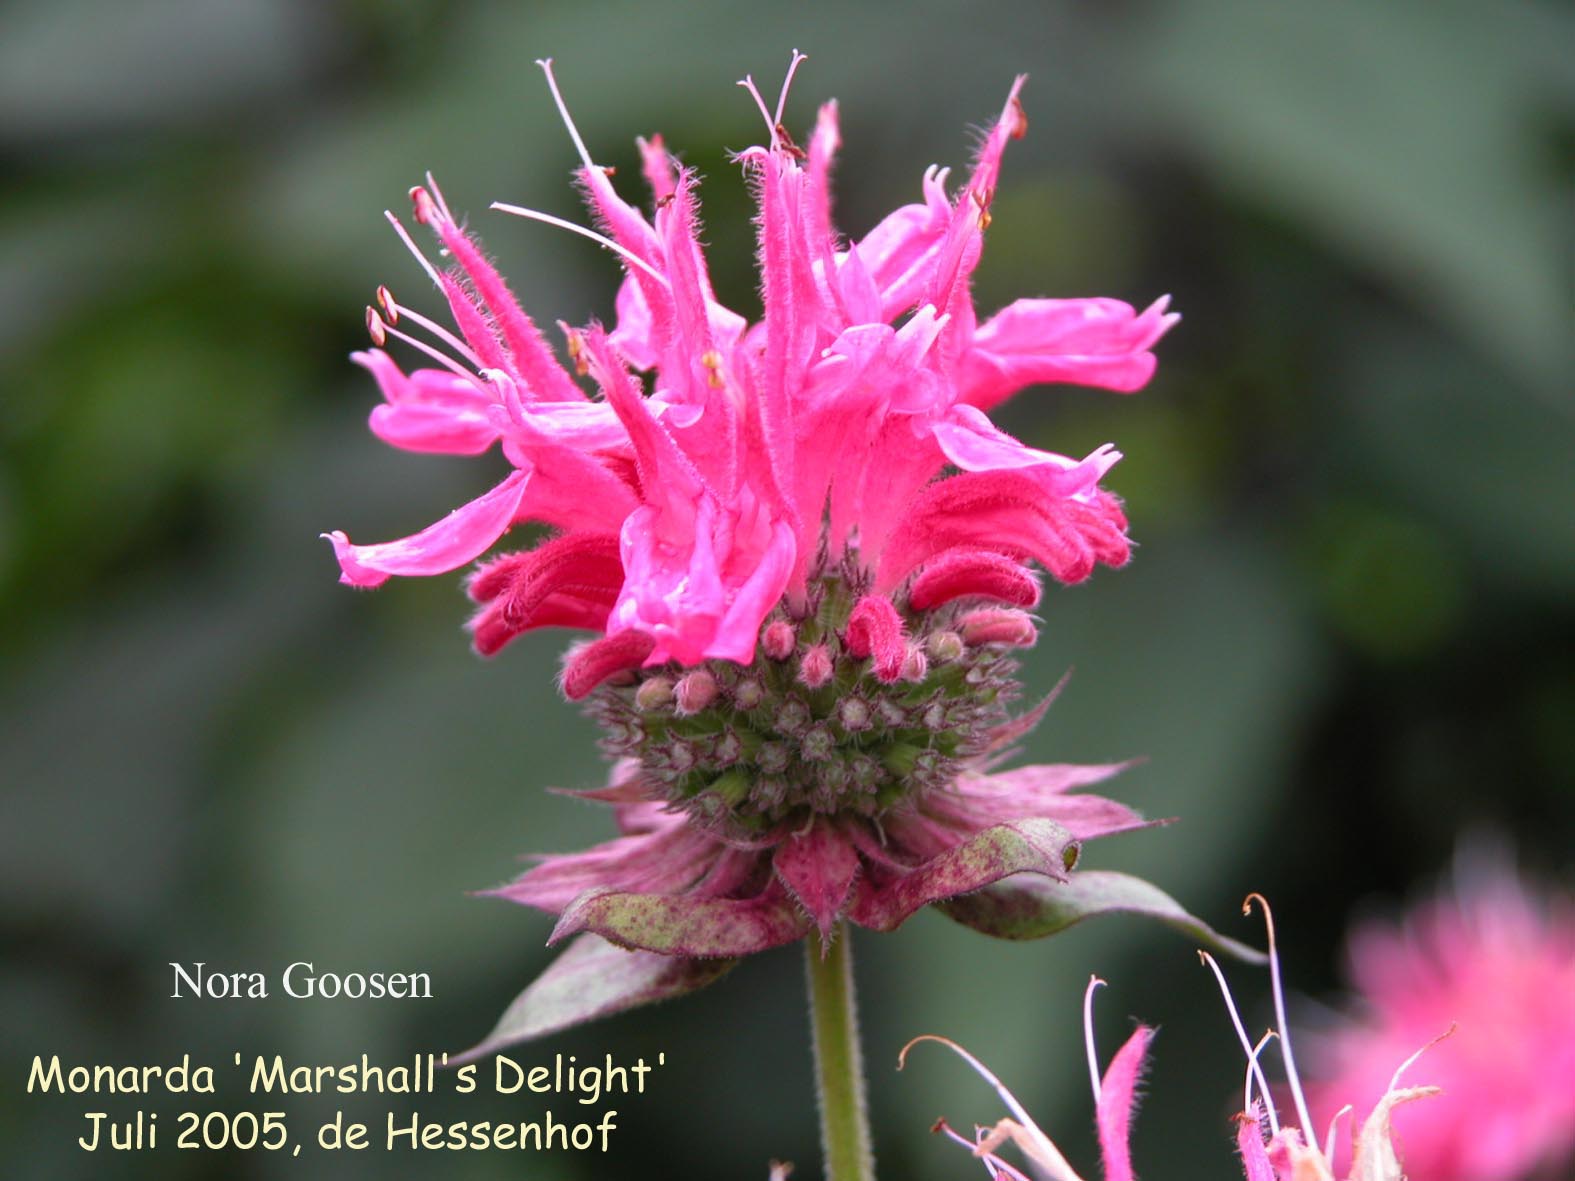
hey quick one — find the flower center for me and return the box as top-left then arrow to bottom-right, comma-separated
587,570 -> 1026,837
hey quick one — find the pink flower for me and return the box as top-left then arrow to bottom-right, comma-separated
901,977 -> 1154,1181
1300,858 -> 1575,1181
327,56 -> 1205,1055
326,54 -> 1175,669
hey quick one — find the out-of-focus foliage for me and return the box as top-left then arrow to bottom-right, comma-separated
1,2 -> 1570,1178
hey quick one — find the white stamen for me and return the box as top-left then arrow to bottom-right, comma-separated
1200,951 -> 1281,1136
424,171 -> 456,224
773,50 -> 808,130
1246,894 -> 1318,1142
1082,976 -> 1106,1105
379,289 -> 482,368
1322,1104 -> 1353,1163
384,211 -> 444,288
378,318 -> 475,380
1388,1023 -> 1456,1092
1245,1031 -> 1281,1135
491,202 -> 672,288
535,59 -> 597,173
737,74 -> 777,146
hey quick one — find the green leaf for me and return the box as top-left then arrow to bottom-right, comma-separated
938,869 -> 1266,964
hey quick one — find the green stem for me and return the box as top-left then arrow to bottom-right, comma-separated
804,924 -> 875,1181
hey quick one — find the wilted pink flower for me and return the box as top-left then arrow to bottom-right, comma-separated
1300,859 -> 1575,1181
328,56 -> 1202,1052
902,977 -> 1154,1181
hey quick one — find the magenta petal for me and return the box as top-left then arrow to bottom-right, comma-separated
551,886 -> 812,957
325,469 -> 531,588
960,295 -> 1180,409
1236,1108 -> 1277,1181
849,818 -> 1078,932
936,869 -> 1267,963
774,822 -> 861,945
451,934 -> 735,1063
1097,1025 -> 1153,1181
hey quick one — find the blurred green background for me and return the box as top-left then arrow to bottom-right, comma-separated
2,1 -> 1571,1178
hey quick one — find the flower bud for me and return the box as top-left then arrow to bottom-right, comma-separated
762,620 -> 796,661
674,670 -> 719,715
798,643 -> 835,689
635,676 -> 675,711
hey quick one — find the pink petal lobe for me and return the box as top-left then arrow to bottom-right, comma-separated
909,548 -> 1041,610
961,296 -> 1180,410
560,631 -> 657,700
325,469 -> 532,588
774,822 -> 861,945
1096,1025 -> 1153,1181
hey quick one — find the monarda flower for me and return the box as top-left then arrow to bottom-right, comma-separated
326,56 -> 1226,1053
1299,857 -> 1575,1181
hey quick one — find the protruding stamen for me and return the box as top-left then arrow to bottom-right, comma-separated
737,74 -> 777,145
773,50 -> 809,130
378,287 -> 482,368
424,171 -> 455,223
1244,894 -> 1318,1141
1245,1031 -> 1280,1131
1083,975 -> 1106,1105
491,202 -> 672,288
1199,950 -> 1281,1136
383,211 -> 444,288
535,58 -> 598,173
370,312 -> 475,380
1322,1104 -> 1353,1164
1388,1023 -> 1455,1092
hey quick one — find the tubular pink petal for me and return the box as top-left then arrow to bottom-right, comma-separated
844,595 -> 907,682
325,469 -> 531,588
959,608 -> 1039,648
933,405 -> 1122,499
411,184 -> 584,403
1095,1025 -> 1153,1181
551,885 -> 812,957
560,631 -> 657,700
909,548 -> 1041,611
1236,1108 -> 1277,1181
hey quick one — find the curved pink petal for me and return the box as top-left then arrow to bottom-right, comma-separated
325,469 -> 531,588
1097,1025 -> 1153,1181
933,404 -> 1122,499
960,296 -> 1180,410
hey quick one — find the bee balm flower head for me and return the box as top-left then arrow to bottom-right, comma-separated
329,56 -> 1203,1051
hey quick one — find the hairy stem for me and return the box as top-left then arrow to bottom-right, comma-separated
804,925 -> 875,1181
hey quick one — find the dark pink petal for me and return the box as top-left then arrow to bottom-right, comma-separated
452,934 -> 735,1062
1236,1108 -> 1276,1181
909,548 -> 1041,611
560,631 -> 657,700
844,595 -> 907,682
466,533 -> 624,655
936,869 -> 1267,963
849,818 -> 1079,932
550,885 -> 812,957
773,822 -> 861,946
325,469 -> 532,588
1097,1025 -> 1153,1181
